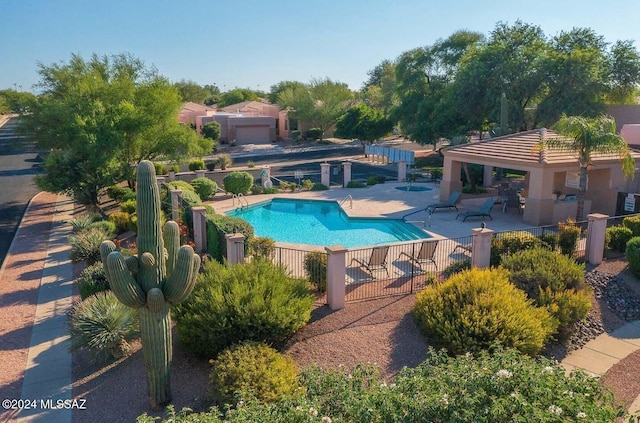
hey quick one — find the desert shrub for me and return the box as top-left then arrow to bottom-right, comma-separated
191,177 -> 218,200
206,213 -> 254,262
442,259 -> 471,279
208,342 -> 300,407
278,181 -> 295,192
69,227 -> 112,265
173,259 -> 314,358
223,171 -> 253,195
247,160 -> 255,168
108,211 -> 131,234
169,164 -> 180,173
301,179 -> 314,190
346,180 -> 366,188
77,263 -> 109,299
166,180 -> 196,192
249,236 -> 275,259
290,130 -> 302,141
69,212 -> 99,233
304,251 -> 327,292
153,162 -> 168,175
305,128 -> 322,139
366,175 -> 386,185
538,233 -> 559,251
69,291 -> 139,361
119,199 -> 137,214
106,185 -> 136,202
89,220 -> 116,237
606,225 -> 633,253
625,237 -> 640,277
205,160 -> 217,171
413,267 -> 556,355
311,183 -> 328,191
558,218 -> 581,257
500,248 -> 591,340
216,154 -> 232,170
490,231 -> 543,266
623,215 -> 640,237
188,159 -> 206,171
138,347 -> 624,422
250,184 -> 263,195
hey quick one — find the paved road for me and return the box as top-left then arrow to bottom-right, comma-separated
0,117 -> 42,267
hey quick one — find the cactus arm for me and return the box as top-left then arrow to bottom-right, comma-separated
164,245 -> 199,304
172,253 -> 200,304
147,288 -> 166,313
106,251 -> 146,308
163,221 -> 180,275
125,255 -> 139,274
100,240 -> 118,282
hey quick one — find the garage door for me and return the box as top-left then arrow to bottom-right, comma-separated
235,126 -> 269,144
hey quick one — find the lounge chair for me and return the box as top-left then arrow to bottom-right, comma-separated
426,191 -> 461,213
456,198 -> 496,221
399,240 -> 438,271
350,246 -> 390,278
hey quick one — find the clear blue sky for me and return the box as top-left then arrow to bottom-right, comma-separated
2,0 -> 639,93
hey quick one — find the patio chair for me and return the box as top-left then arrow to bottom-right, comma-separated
426,191 -> 461,213
399,240 -> 439,271
456,198 -> 496,221
350,246 -> 390,278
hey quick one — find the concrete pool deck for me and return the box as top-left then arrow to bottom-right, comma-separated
209,182 -> 537,242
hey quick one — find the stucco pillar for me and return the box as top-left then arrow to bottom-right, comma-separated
156,176 -> 166,189
321,163 -> 331,187
170,189 -> 182,222
225,233 -> 245,265
587,213 -> 609,265
523,167 -> 555,225
325,245 -> 347,310
195,169 -> 206,179
342,162 -> 352,187
398,160 -> 407,183
168,170 -> 176,181
191,206 -> 207,253
471,227 -> 494,269
483,165 -> 493,187
440,158 -> 463,201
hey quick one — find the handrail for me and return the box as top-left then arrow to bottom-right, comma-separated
402,207 -> 427,220
339,195 -> 353,209
232,193 -> 249,209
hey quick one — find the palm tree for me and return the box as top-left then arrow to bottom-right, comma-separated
540,114 -> 635,220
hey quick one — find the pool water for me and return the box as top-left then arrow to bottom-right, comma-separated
227,198 -> 429,248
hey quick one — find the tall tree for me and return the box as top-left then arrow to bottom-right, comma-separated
277,78 -> 354,141
540,114 -> 634,220
217,88 -> 260,107
268,80 -> 306,104
606,40 -> 640,104
21,53 -> 210,206
334,103 -> 393,150
362,59 -> 397,112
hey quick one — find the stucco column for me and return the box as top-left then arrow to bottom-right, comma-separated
325,245 -> 347,310
321,163 -> 331,187
471,227 -> 494,269
191,206 -> 207,253
168,170 -> 176,181
483,165 -> 493,187
398,160 -> 407,183
156,176 -> 166,189
587,213 -> 609,265
440,158 -> 463,201
195,169 -> 206,179
170,189 -> 182,222
342,162 -> 352,187
225,233 -> 245,265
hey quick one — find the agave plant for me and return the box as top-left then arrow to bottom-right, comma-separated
69,227 -> 111,265
69,211 -> 100,233
69,291 -> 139,361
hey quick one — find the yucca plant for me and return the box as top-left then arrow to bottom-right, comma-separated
69,291 -> 139,361
69,211 -> 100,233
77,263 -> 110,300
69,227 -> 112,265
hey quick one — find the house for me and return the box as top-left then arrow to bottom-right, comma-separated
440,128 -> 640,225
178,102 -> 216,126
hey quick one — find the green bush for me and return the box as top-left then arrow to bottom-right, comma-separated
249,236 -> 275,259
153,162 -> 168,175
69,291 -> 139,361
538,233 -> 559,251
304,251 -> 327,292
311,183 -> 328,191
490,231 -> 543,266
301,179 -> 314,190
188,159 -> 206,171
208,342 -> 300,407
106,185 -> 135,202
166,180 -> 196,192
119,199 -> 137,214
205,160 -> 217,171
346,180 -> 366,188
279,181 -> 296,192
223,171 -> 254,195
173,259 -> 314,358
138,348 -> 624,422
625,237 -> 640,277
500,248 -> 591,340
558,219 -> 581,257
191,177 -> 218,200
413,267 -> 556,356
69,212 -> 99,233
606,225 -> 633,252
442,259 -> 470,279
247,160 -> 255,168
623,215 -> 640,237
306,128 -> 322,139
206,213 -> 254,262
69,227 -> 112,265
77,263 -> 110,300
169,164 -> 180,173
366,175 -> 386,185
216,154 -> 232,170
290,130 -> 302,141
89,220 -> 116,237
108,211 -> 131,234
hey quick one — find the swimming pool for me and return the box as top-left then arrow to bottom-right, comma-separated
227,198 -> 430,248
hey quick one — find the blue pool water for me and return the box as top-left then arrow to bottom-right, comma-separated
227,198 -> 430,248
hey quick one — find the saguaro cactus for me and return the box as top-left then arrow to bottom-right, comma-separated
100,160 -> 200,409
